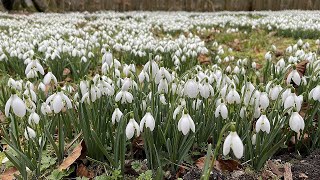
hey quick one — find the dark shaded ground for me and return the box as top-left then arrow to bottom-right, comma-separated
276,149 -> 320,180
182,149 -> 320,180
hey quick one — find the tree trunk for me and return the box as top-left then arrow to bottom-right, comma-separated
32,0 -> 48,11
0,1 -> 6,11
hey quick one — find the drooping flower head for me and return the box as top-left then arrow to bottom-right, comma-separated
223,124 -> 244,159
5,89 -> 27,118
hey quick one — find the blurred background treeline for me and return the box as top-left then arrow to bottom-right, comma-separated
1,0 -> 320,12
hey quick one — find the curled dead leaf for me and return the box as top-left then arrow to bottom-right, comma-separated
76,163 -> 95,178
58,140 -> 86,171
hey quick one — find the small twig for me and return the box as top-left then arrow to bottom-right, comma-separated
64,132 -> 83,152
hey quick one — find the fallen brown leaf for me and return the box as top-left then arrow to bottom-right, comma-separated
76,163 -> 94,178
215,158 -> 241,172
284,163 -> 293,180
63,68 -> 71,75
198,54 -> 211,65
275,50 -> 284,57
195,156 -> 241,172
0,167 -> 19,180
262,169 -> 277,179
58,140 -> 86,171
267,160 -> 283,177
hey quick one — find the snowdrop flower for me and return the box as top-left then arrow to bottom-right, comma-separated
269,85 -> 283,101
102,52 -> 113,66
309,85 -> 320,101
28,112 -> 40,124
155,67 -> 172,84
259,92 -> 269,110
254,107 -> 261,119
126,117 -> 140,139
123,64 -> 136,76
62,84 -> 74,94
24,88 -> 37,102
265,51 -> 272,61
8,78 -> 22,90
81,56 -> 87,63
297,39 -> 303,46
184,79 -> 199,98
284,93 -> 303,112
286,67 -> 301,86
5,91 -> 26,117
173,101 -> 185,120
256,115 -> 271,134
252,134 -> 256,145
240,107 -> 246,119
41,102 -> 52,115
140,111 -> 155,132
289,112 -> 305,133
223,131 -> 244,159
45,88 -> 72,114
159,94 -> 167,105
226,87 -> 241,104
138,70 -> 150,83
158,78 -> 169,94
80,80 -> 89,96
215,102 -> 228,119
199,79 -> 214,99
115,90 -> 133,104
112,107 -> 123,124
252,62 -> 257,69
192,99 -> 203,110
43,71 -> 57,85
38,82 -> 46,92
25,60 -> 44,78
143,59 -> 159,78
178,112 -> 195,135
286,46 -> 293,53
24,127 -> 36,140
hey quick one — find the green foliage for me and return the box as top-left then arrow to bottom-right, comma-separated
48,168 -> 74,180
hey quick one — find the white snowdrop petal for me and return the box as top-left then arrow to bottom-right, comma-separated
5,96 -> 12,117
12,95 -> 26,117
223,134 -> 232,156
231,133 -> 244,159
52,94 -> 63,113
